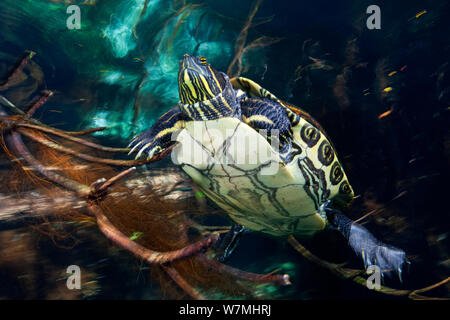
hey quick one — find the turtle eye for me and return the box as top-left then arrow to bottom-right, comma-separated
199,56 -> 207,65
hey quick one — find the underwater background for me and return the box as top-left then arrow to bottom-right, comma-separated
0,0 -> 449,299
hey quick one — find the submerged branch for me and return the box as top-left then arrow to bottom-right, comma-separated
0,168 -> 194,231
162,264 -> 207,300
6,131 -> 92,197
18,123 -> 130,153
1,116 -> 214,298
88,204 -> 220,265
0,191 -> 85,230
64,127 -> 108,136
22,91 -> 54,123
197,254 -> 291,287
0,94 -> 107,136
0,51 -> 36,91
288,235 -> 449,300
17,128 -> 154,166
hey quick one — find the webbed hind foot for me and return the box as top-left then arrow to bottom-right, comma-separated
349,223 -> 409,282
321,202 -> 409,282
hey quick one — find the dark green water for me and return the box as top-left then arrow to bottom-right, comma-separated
0,0 -> 449,299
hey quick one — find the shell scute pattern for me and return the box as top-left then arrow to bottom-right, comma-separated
233,78 -> 354,226
289,113 -> 353,197
173,117 -> 334,236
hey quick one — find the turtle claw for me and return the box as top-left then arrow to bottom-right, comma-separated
323,203 -> 409,283
350,223 -> 409,282
362,245 -> 408,282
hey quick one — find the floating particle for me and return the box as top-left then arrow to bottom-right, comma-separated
363,88 -> 371,96
195,190 -> 206,199
133,57 -> 144,62
378,108 -> 393,119
408,10 -> 427,21
129,231 -> 143,241
392,191 -> 407,201
383,87 -> 393,92
400,65 -> 408,72
388,71 -> 397,76
415,10 -> 427,18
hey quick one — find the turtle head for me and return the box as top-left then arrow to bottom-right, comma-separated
178,54 -> 227,105
177,54 -> 238,120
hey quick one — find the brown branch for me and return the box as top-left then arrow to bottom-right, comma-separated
288,235 -> 449,300
0,190 -> 86,230
18,123 -> 130,153
4,123 -> 217,267
4,91 -> 54,131
95,167 -> 136,195
0,168 -> 193,231
197,254 -> 291,286
132,0 -> 151,40
0,94 -> 29,116
408,277 -> 450,300
227,0 -> 263,77
227,1 -> 281,78
287,235 -> 362,279
0,51 -> 36,91
22,91 -> 54,122
130,71 -> 149,135
89,203 -> 219,264
3,113 -> 217,266
64,126 -> 107,136
2,122 -> 216,299
0,94 -> 107,137
17,128 -> 157,166
6,131 -> 92,197
162,264 -> 207,300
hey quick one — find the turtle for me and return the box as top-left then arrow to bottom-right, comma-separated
128,54 -> 408,280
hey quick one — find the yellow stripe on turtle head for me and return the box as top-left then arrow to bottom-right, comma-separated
208,65 -> 223,91
178,55 -> 222,104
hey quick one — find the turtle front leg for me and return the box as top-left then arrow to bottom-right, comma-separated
215,224 -> 251,262
320,202 -> 409,282
128,106 -> 185,160
240,97 -> 296,162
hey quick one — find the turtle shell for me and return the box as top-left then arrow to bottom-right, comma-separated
231,76 -> 355,209
170,77 -> 354,237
